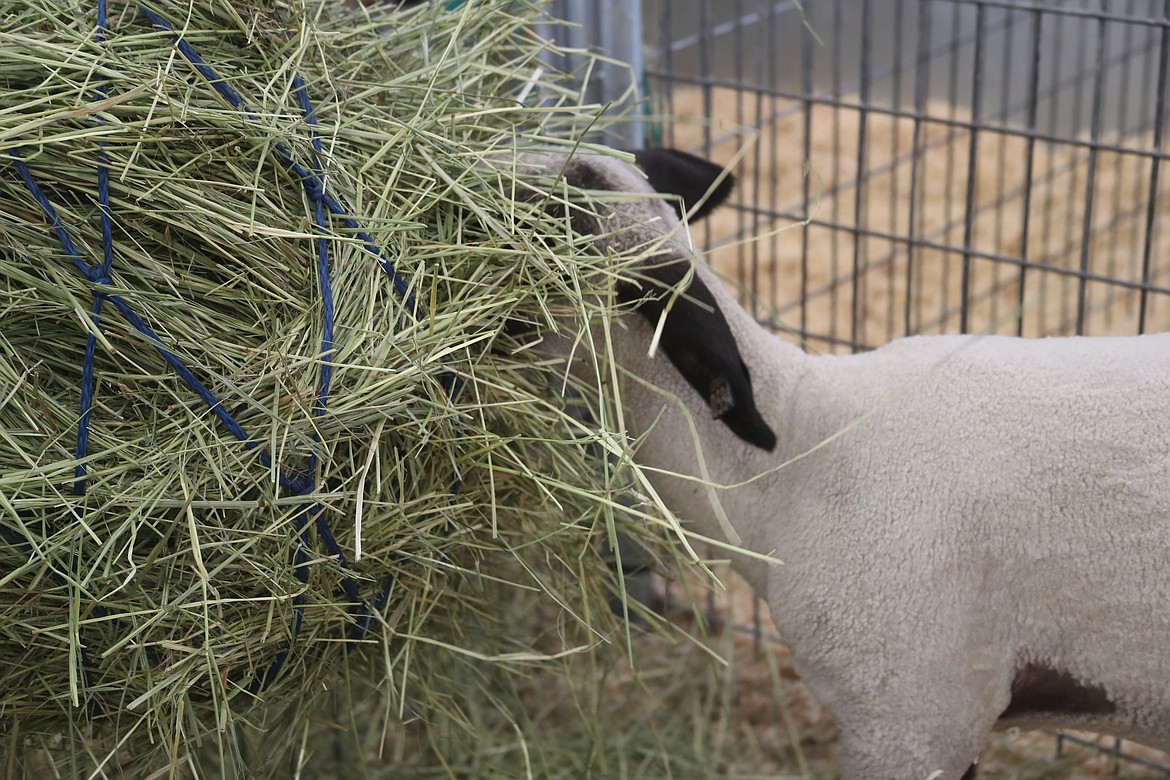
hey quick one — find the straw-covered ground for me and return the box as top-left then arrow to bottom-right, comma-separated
0,1 -> 743,776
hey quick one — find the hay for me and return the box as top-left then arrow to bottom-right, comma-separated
0,1 -> 703,774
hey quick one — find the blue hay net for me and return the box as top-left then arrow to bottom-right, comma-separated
4,2 -> 459,701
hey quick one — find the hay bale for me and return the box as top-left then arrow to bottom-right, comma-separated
0,1 -> 693,773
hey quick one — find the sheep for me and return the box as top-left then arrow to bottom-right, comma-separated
521,146 -> 1170,780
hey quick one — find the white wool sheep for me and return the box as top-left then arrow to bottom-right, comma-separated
526,148 -> 1170,780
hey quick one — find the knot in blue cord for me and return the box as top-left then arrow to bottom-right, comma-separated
285,471 -> 315,496
299,173 -> 326,202
85,267 -> 112,286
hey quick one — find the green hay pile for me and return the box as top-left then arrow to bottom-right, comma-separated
0,1 -> 702,774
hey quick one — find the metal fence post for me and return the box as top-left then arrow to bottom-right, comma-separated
544,0 -> 645,149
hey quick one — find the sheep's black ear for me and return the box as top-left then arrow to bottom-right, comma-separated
620,260 -> 777,451
632,148 -> 734,222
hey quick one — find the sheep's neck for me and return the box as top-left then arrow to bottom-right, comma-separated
619,304 -> 805,593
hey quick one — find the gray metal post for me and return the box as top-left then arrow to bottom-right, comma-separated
600,0 -> 645,149
543,0 -> 645,149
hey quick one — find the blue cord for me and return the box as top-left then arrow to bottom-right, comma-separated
71,0 -> 114,706
6,2 -> 471,698
250,74 -> 338,692
137,4 -> 421,318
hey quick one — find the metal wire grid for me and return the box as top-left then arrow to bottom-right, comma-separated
634,0 -> 1170,774
644,0 -> 1170,355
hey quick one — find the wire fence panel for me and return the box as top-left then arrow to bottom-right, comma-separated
643,0 -> 1170,353
634,0 -> 1170,775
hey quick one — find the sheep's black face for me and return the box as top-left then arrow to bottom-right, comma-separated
555,148 -> 777,452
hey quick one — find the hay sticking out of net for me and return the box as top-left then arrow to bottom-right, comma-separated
0,0 -> 697,772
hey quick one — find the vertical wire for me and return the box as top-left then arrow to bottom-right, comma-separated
751,0 -> 766,651
1130,0 -> 1160,312
1016,8 -> 1044,337
800,3 -> 815,340
700,0 -> 714,252
1075,11 -> 1109,335
698,0 -> 716,623
661,0 -> 674,146
1035,5 -> 1066,334
988,6 -> 1015,332
750,1 -> 766,652
906,0 -> 932,337
1059,9 -> 1091,332
829,0 -> 843,346
766,0 -> 780,314
1106,2 -> 1138,331
885,0 -> 906,344
851,0 -> 872,349
959,2 -> 985,335
940,5 -> 963,333
734,0 -> 748,304
1137,0 -> 1170,332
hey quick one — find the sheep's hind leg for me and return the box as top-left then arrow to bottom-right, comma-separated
837,727 -> 981,780
831,690 -> 999,780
